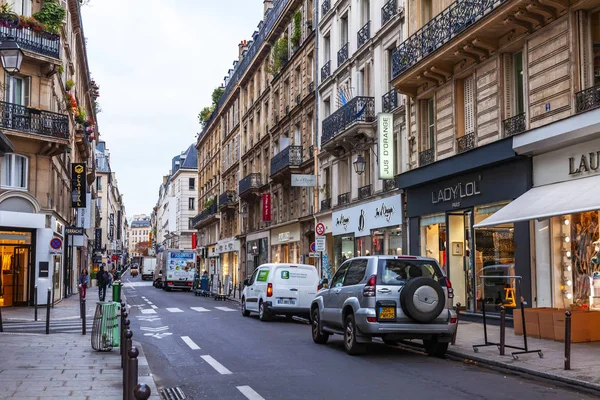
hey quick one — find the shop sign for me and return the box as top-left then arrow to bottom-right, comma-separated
208,246 -> 218,258
70,163 -> 87,208
533,138 -> 600,186
94,228 -> 102,250
76,193 -> 92,229
278,232 -> 291,242
431,180 -> 481,208
65,226 -> 84,236
378,113 -> 394,179
332,194 -> 402,235
291,174 -> 317,187
109,213 -> 115,240
217,239 -> 240,254
569,151 -> 600,176
117,211 -> 122,240
262,193 -> 271,222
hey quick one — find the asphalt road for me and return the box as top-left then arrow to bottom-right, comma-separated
122,275 -> 593,400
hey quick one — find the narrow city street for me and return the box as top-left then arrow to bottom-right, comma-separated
122,275 -> 592,400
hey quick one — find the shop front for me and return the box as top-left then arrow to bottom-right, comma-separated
217,237 -> 240,292
246,231 -> 269,277
332,193 -> 403,271
270,224 -> 301,264
400,139 -> 532,314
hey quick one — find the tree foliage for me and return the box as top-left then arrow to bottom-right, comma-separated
135,241 -> 150,256
198,87 -> 225,128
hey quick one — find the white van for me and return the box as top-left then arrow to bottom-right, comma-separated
241,263 -> 319,321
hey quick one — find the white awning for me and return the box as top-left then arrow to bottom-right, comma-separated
474,175 -> 600,228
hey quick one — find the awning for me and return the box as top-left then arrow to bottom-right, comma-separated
474,175 -> 600,228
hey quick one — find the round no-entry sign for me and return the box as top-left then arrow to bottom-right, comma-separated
315,222 -> 325,236
50,238 -> 62,250
310,242 -> 316,252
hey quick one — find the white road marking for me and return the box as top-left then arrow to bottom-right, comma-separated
215,307 -> 236,312
237,386 -> 265,400
190,307 -> 210,312
140,326 -> 169,332
181,336 -> 200,350
136,316 -> 161,322
141,296 -> 147,300
144,332 -> 173,339
147,302 -> 153,305
201,355 -> 232,375
141,309 -> 157,314
166,308 -> 183,313
151,305 -> 158,309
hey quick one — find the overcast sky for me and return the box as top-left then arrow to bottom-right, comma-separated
82,0 -> 264,217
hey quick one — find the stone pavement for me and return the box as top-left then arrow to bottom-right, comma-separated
2,292 -> 98,322
448,321 -> 600,393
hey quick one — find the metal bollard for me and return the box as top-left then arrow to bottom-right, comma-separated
565,311 -> 571,370
133,384 -> 151,400
34,285 -> 38,322
0,301 -> 3,332
122,318 -> 130,369
46,289 -> 51,335
499,306 -> 506,356
451,302 -> 461,345
81,299 -> 86,335
123,329 -> 132,400
128,346 -> 139,400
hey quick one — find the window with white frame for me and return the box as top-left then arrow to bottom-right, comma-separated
1,154 -> 28,189
11,0 -> 32,17
5,75 -> 30,106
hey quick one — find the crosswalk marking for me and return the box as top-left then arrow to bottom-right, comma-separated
181,336 -> 200,350
215,307 -> 236,312
237,386 -> 266,400
166,308 -> 183,313
141,309 -> 157,314
190,307 -> 210,312
201,355 -> 232,375
151,305 -> 158,309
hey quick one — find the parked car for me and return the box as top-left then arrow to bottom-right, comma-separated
130,264 -> 139,277
310,256 -> 457,356
241,263 -> 319,321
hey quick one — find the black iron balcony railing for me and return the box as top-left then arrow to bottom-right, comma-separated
358,184 -> 372,200
322,96 -> 376,144
321,198 -> 332,211
0,20 -> 60,59
0,101 -> 69,139
456,132 -> 475,153
357,21 -> 371,48
321,60 -> 331,81
308,81 -> 315,93
219,190 -> 236,208
382,0 -> 398,25
338,192 -> 350,206
192,201 -> 218,226
382,89 -> 398,113
576,84 -> 600,114
419,148 -> 435,167
338,42 -> 349,66
392,0 -> 507,79
239,173 -> 262,195
383,178 -> 397,192
503,113 -> 526,138
322,0 -> 331,16
271,145 -> 302,175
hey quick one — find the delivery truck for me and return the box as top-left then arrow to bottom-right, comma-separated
141,257 -> 157,280
159,249 -> 196,291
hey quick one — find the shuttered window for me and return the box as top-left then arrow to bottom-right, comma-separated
419,98 -> 435,151
464,76 -> 475,135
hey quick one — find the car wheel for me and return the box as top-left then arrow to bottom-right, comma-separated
311,308 -> 329,344
423,338 -> 449,358
344,314 -> 366,355
400,277 -> 446,323
241,299 -> 251,317
259,301 -> 270,322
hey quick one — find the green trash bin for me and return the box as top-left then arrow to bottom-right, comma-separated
91,302 -> 119,351
112,281 -> 121,302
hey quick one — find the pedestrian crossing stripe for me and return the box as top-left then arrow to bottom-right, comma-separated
215,307 -> 237,312
166,308 -> 183,313
190,307 -> 210,312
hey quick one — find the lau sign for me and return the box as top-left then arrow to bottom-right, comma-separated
332,194 -> 402,235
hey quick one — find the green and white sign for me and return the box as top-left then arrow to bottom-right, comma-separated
257,270 -> 270,282
281,270 -> 290,279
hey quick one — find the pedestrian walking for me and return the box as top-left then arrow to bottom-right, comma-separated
97,265 -> 109,302
107,268 -> 114,288
78,268 -> 89,300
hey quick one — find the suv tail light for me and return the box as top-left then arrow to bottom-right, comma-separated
442,277 -> 454,299
267,283 -> 273,297
363,275 -> 377,297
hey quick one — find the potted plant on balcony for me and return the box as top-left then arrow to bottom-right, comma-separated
291,11 -> 302,50
65,79 -> 75,91
32,0 -> 66,34
74,106 -> 86,124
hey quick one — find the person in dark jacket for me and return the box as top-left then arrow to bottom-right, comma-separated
97,265 -> 109,302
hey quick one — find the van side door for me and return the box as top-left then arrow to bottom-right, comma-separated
245,269 -> 260,311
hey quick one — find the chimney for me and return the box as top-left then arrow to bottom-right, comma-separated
263,0 -> 273,16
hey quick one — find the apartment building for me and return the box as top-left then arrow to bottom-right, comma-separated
317,0 -> 406,280
128,214 -> 151,257
170,145 -> 198,250
0,0 -> 100,305
154,175 -> 175,251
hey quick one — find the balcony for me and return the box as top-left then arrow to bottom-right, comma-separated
0,101 -> 69,144
321,60 -> 331,81
503,113 -> 526,138
219,190 -> 237,211
321,198 -> 331,211
382,0 -> 399,26
358,184 -> 372,200
192,201 -> 218,229
357,21 -> 371,49
382,89 -> 398,113
338,192 -> 350,207
308,81 -> 315,93
322,0 -> 331,16
0,17 -> 60,60
456,133 -> 475,153
321,96 -> 376,147
419,148 -> 435,167
576,85 -> 600,114
271,145 -> 302,179
239,173 -> 262,198
383,178 -> 397,192
338,42 -> 349,67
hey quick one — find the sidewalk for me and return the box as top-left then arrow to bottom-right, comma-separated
449,321 -> 600,392
2,293 -> 97,322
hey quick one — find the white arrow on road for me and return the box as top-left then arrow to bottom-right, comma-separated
144,332 -> 173,339
136,316 -> 161,322
140,326 -> 169,332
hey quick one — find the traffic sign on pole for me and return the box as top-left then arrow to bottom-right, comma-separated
315,222 -> 325,236
310,242 -> 316,252
315,236 -> 326,252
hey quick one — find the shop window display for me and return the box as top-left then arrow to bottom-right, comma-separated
334,235 -> 354,270
356,236 -> 371,257
420,214 -> 446,272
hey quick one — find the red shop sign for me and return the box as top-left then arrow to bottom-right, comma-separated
262,193 -> 271,222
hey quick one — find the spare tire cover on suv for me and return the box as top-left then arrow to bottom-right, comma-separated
400,277 -> 445,323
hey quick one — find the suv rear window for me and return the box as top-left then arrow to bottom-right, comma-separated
377,259 -> 443,285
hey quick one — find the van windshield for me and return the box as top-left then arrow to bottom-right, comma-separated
377,259 -> 443,286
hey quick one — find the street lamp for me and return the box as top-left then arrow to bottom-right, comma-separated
353,154 -> 366,175
0,37 -> 23,75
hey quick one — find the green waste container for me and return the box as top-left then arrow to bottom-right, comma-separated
91,302 -> 119,351
112,281 -> 121,302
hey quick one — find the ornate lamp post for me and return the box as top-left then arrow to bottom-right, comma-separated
0,13 -> 24,74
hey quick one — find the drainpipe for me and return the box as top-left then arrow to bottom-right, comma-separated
313,0 -> 321,277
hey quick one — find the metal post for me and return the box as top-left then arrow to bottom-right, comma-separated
123,329 -> 132,400
499,306 -> 506,356
45,289 -> 51,335
121,317 -> 130,368
565,311 -> 571,370
0,302 -> 3,332
520,298 -> 528,351
128,346 -> 139,400
133,384 -> 151,400
81,299 -> 86,335
451,302 -> 461,345
34,285 -> 38,322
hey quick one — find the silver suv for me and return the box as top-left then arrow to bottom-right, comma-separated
310,256 -> 457,356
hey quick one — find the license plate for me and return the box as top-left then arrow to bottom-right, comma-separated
277,299 -> 296,305
378,306 -> 395,321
